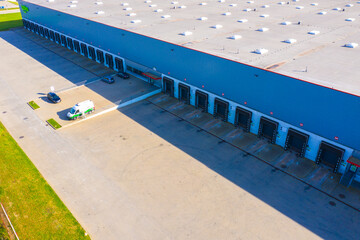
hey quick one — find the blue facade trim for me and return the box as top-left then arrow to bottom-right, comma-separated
18,0 -> 360,150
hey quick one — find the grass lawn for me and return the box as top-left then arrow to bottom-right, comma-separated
28,101 -> 40,110
0,12 -> 22,31
0,121 -> 90,239
47,118 -> 62,130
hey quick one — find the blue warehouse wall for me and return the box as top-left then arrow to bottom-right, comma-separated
19,1 -> 360,150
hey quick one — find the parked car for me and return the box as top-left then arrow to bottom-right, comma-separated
47,92 -> 61,103
101,76 -> 115,84
67,100 -> 95,120
117,72 -> 130,79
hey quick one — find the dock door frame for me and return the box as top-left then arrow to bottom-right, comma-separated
162,77 -> 174,97
178,83 -> 190,104
258,117 -> 278,144
316,141 -> 345,173
284,128 -> 309,157
105,53 -> 114,69
214,98 -> 229,122
235,107 -> 252,132
195,90 -> 208,112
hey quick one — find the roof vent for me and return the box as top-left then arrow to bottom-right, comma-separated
284,38 -> 297,44
219,0 -> 225,2
131,19 -> 142,23
318,11 -> 327,15
180,31 -> 192,36
96,11 -> 104,14
200,2 -> 207,5
70,1 -> 78,3
238,19 -> 248,23
122,3 -> 129,6
95,2 -> 103,5
344,43 -> 358,48
278,2 -> 285,5
345,18 -> 355,22
149,4 -> 157,7
179,5 -> 187,8
145,0 -> 152,3
198,17 -> 208,20
230,3 -> 237,7
257,27 -> 269,32
333,7 -> 341,11
127,13 -> 136,16
243,8 -> 252,12
296,6 -> 304,9
247,1 -> 254,3
223,12 -> 231,16
155,9 -> 163,12
310,3 -> 318,6
293,0 -> 299,2
262,5 -> 270,8
47,0 -> 54,2
254,48 -> 268,54
345,4 -> 353,7
68,4 -> 76,8
161,15 -> 171,18
229,35 -> 242,40
171,1 -> 178,4
260,14 -> 269,18
308,30 -> 320,35
211,24 -> 223,29
124,7 -> 132,11
281,21 -> 291,25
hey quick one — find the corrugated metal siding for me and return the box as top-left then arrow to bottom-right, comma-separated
18,1 -> 360,150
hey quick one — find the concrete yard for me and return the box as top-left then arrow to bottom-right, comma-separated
1,29 -> 360,240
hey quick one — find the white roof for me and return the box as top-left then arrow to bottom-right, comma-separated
25,0 -> 360,95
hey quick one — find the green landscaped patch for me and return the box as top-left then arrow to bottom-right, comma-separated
0,12 -> 22,31
0,121 -> 90,239
0,8 -> 19,11
28,101 -> 40,110
47,118 -> 62,130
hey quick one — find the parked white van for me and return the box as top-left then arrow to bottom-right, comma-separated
67,100 -> 95,120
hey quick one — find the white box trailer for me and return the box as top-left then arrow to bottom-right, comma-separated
67,100 -> 95,120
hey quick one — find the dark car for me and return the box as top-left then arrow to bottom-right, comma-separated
101,76 -> 115,84
47,92 -> 61,103
117,72 -> 130,79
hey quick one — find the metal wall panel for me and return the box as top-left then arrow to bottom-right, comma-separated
18,1 -> 360,150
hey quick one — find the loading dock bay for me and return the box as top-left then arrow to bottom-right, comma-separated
1,28 -> 360,240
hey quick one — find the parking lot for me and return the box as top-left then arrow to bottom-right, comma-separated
1,28 -> 360,240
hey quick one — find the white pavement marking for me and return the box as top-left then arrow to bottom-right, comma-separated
61,89 -> 161,129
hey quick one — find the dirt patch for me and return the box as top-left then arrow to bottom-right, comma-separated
0,204 -> 16,240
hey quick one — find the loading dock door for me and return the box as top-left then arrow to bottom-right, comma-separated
105,53 -> 114,69
163,77 -> 174,97
284,128 -> 309,157
49,30 -> 55,41
316,141 -> 345,173
96,50 -> 104,64
61,35 -> 67,47
115,58 -> 124,72
178,83 -> 190,104
67,38 -> 74,50
73,40 -> 80,53
81,43 -> 88,57
88,47 -> 96,61
55,33 -> 60,44
44,29 -> 49,39
235,107 -> 252,132
258,117 -> 278,144
214,98 -> 229,122
39,26 -> 44,37
195,90 -> 208,112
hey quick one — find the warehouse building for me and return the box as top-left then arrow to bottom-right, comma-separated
18,0 -> 360,183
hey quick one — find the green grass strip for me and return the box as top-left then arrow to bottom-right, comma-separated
0,8 -> 19,11
0,12 -> 22,31
47,118 -> 62,130
28,101 -> 40,110
0,121 -> 90,239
